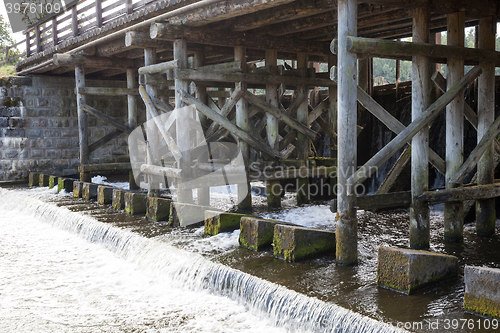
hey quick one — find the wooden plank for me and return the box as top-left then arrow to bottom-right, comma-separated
376,145 -> 411,195
178,89 -> 282,159
348,66 -> 482,187
330,191 -> 412,211
196,61 -> 244,73
80,103 -> 132,134
419,183 -> 500,204
152,96 -> 174,112
140,164 -> 182,179
79,163 -> 131,173
53,53 -> 138,69
138,59 -> 179,75
243,91 -> 317,140
205,82 -> 245,137
89,129 -> 123,153
77,87 -> 139,96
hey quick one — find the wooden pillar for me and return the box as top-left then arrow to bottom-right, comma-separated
144,48 -> 160,197
95,0 -> 103,28
358,58 -> 369,93
194,50 -> 210,206
235,46 -> 252,211
476,17 -> 496,236
52,17 -> 58,46
76,66 -> 90,182
409,7 -> 430,249
265,49 -> 281,208
72,6 -> 78,37
127,69 -> 139,190
444,12 -> 465,242
297,52 -> 310,205
126,0 -> 133,14
174,39 -> 193,203
328,54 -> 337,198
336,0 -> 357,265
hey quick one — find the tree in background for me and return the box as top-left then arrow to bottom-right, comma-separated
0,14 -> 22,75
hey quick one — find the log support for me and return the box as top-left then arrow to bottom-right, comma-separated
127,69 -> 139,190
76,66 -> 90,182
336,0 -> 358,265
444,12 -> 465,242
296,52 -> 309,205
476,17 -> 496,237
265,49 -> 281,209
410,7 -> 430,249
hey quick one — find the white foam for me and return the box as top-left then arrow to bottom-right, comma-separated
260,205 -> 336,230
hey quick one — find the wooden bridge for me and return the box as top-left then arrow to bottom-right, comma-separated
12,0 -> 500,265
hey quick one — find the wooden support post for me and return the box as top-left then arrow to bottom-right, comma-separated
410,7 -> 430,249
444,12 -> 465,242
328,55 -> 337,196
35,25 -> 42,53
145,48 -> 160,197
76,66 -> 90,182
194,50 -> 210,206
336,0 -> 357,265
265,49 -> 281,208
127,69 -> 139,190
174,39 -> 193,203
297,52 -> 309,205
52,17 -> 58,46
126,0 -> 133,14
96,0 -> 103,28
476,17 -> 496,236
235,46 -> 252,211
72,6 -> 78,37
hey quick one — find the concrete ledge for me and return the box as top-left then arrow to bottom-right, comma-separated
273,224 -> 335,262
464,266 -> 500,318
146,197 -> 172,222
377,247 -> 458,295
97,185 -> 114,205
57,178 -> 73,193
73,181 -> 83,198
49,175 -> 58,189
39,174 -> 50,187
169,203 -> 220,227
28,173 -> 40,186
124,192 -> 146,215
239,217 -> 295,251
112,189 -> 125,210
204,211 -> 248,236
82,182 -> 98,200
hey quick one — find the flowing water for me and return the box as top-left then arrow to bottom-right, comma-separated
0,186 -> 404,333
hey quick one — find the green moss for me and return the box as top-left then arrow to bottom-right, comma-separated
146,197 -> 172,221
124,192 -> 146,215
97,186 -> 113,205
3,96 -> 19,107
464,293 -> 500,319
205,212 -> 247,236
28,173 -> 40,187
48,176 -> 58,189
112,189 -> 125,210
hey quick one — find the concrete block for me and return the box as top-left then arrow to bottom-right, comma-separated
39,174 -> 50,187
146,196 -> 172,222
124,192 -> 146,215
97,185 -> 114,205
204,211 -> 248,236
57,178 -> 73,193
73,181 -> 83,198
273,224 -> 336,262
48,175 -> 58,189
239,217 -> 295,251
82,182 -> 98,200
464,266 -> 500,318
169,203 -> 220,227
112,189 -> 125,210
377,247 -> 459,295
28,173 -> 40,186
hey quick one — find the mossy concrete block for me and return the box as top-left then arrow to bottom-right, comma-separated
39,174 -> 50,187
57,178 -> 73,193
29,173 -> 40,186
112,189 -> 125,210
124,192 -> 146,215
273,224 -> 336,262
146,196 -> 172,222
73,181 -> 83,198
82,182 -> 98,200
204,211 -> 248,235
239,217 -> 295,251
377,247 -> 459,295
464,266 -> 500,318
169,203 -> 220,227
49,175 -> 58,189
97,186 -> 114,205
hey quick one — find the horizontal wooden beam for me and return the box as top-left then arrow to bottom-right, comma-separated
196,61 -> 245,73
418,183 -> 500,204
330,191 -> 412,211
80,103 -> 132,134
53,53 -> 139,69
125,31 -> 171,49
79,163 -> 131,173
140,164 -> 183,179
138,59 -> 179,75
77,87 -> 139,96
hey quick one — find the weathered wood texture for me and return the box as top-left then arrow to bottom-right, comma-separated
75,66 -> 90,182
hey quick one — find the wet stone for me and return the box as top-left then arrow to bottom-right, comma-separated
82,182 -> 98,200
239,217 -> 295,251
73,181 -> 83,198
39,174 -> 50,187
48,175 -> 58,189
169,203 -> 220,228
112,189 -> 125,210
146,197 -> 172,222
204,211 -> 248,236
124,192 -> 146,215
464,266 -> 500,318
28,173 -> 40,186
273,224 -> 336,262
57,178 -> 73,193
97,185 -> 114,205
377,247 -> 459,295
